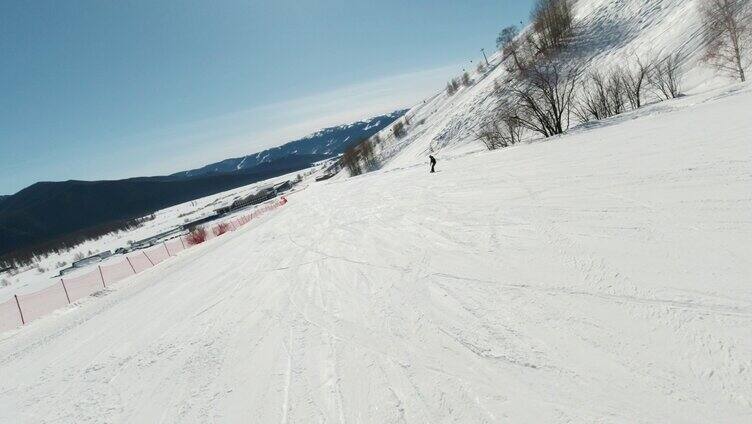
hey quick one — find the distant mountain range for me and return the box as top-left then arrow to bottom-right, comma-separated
0,110 -> 405,257
0,154 -> 328,257
172,109 -> 406,178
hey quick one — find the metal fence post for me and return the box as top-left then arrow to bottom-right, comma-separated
126,256 -> 137,274
14,294 -> 25,325
61,279 -> 71,304
98,265 -> 106,288
143,250 -> 154,266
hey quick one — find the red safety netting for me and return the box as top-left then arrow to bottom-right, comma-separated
212,222 -> 232,237
17,283 -> 69,323
63,269 -> 105,303
100,261 -> 135,285
144,244 -> 170,265
127,252 -> 153,273
3,196 -> 290,331
0,297 -> 23,332
164,238 -> 185,256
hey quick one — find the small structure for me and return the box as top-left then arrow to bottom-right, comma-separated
273,180 -> 293,193
129,228 -> 183,250
322,159 -> 342,176
183,180 -> 293,229
183,215 -> 219,231
73,251 -> 112,267
215,186 -> 279,215
60,250 -> 114,276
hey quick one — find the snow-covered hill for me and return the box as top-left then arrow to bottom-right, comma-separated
0,81 -> 749,422
1,0 -> 750,422
173,110 -> 406,178
372,0 -> 728,170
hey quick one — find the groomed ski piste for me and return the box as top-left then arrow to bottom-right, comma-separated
2,0 -> 752,421
1,82 -> 750,423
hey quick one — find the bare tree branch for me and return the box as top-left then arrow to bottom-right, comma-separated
701,0 -> 751,82
507,59 -> 582,137
649,50 -> 687,100
622,54 -> 651,109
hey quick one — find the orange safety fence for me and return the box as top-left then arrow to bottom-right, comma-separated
100,260 -> 136,286
0,297 -> 24,332
64,268 -> 106,303
128,251 -> 154,273
16,283 -> 69,323
165,238 -> 186,256
144,243 -> 170,266
0,196 -> 288,332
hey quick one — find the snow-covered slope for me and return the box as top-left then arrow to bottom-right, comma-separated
0,169 -> 310,301
374,0 -> 726,170
0,81 -> 749,423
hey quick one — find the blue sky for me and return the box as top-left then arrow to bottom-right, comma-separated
0,0 -> 533,195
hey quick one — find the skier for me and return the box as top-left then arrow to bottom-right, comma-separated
429,155 -> 437,173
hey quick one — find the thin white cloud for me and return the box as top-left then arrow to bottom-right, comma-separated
117,63 -> 462,177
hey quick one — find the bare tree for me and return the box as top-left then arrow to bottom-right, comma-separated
498,27 -> 539,75
572,97 -> 596,123
574,84 -> 600,122
497,25 -> 527,73
475,119 -> 506,150
507,116 -> 524,145
497,25 -> 519,51
446,78 -> 460,96
582,71 -> 610,119
529,0 -> 575,55
499,109 -> 524,145
446,82 -> 456,96
607,70 -> 626,115
575,67 -> 630,122
341,145 -> 362,176
622,55 -> 651,109
701,0 -> 751,82
650,50 -> 686,100
475,109 -> 523,150
359,139 -> 378,170
509,59 -> 582,137
392,121 -> 406,138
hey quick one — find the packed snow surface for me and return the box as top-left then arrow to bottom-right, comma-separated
0,82 -> 750,422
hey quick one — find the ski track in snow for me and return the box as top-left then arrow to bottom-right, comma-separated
0,82 -> 750,422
